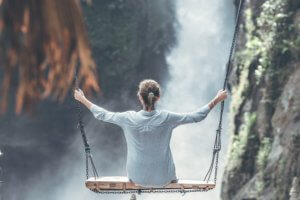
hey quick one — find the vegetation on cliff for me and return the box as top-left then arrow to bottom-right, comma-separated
222,0 -> 300,199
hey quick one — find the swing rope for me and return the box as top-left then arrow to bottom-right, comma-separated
204,0 -> 245,184
74,0 -> 245,194
74,66 -> 99,179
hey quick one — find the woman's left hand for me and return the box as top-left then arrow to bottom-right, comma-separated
216,90 -> 228,102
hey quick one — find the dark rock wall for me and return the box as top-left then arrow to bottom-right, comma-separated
82,0 -> 176,103
222,0 -> 300,199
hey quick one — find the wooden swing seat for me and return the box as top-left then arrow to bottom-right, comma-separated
86,176 -> 215,192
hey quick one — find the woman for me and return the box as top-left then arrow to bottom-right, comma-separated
74,79 -> 227,187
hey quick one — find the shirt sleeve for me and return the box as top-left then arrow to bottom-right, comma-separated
166,104 -> 211,127
89,104 -> 127,127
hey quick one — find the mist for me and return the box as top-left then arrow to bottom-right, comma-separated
157,0 -> 235,199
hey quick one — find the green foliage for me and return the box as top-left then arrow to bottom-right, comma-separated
254,0 -> 292,83
230,8 -> 256,119
236,0 -> 293,86
255,179 -> 265,195
228,112 -> 257,170
254,137 -> 272,194
230,66 -> 249,115
256,137 -> 272,170
226,0 -> 299,198
229,0 -> 295,158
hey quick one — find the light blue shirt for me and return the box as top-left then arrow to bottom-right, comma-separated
90,104 -> 211,187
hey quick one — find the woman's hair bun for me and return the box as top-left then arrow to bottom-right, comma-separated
138,79 -> 160,111
148,92 -> 154,97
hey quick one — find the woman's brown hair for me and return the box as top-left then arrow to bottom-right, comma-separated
137,79 -> 161,111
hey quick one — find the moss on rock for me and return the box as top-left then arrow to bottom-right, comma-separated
228,112 -> 257,170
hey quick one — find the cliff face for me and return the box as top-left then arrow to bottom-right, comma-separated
222,0 -> 300,199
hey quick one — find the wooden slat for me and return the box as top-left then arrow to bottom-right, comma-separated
85,176 -> 215,191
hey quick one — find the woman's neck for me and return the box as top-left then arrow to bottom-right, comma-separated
142,105 -> 154,112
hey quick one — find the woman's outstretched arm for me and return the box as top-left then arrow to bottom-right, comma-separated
166,90 -> 228,127
74,89 -> 128,126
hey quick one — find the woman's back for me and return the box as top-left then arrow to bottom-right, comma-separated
123,110 -> 176,187
90,104 -> 211,187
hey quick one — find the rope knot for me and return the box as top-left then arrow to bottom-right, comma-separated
213,146 -> 221,153
77,122 -> 85,129
85,147 -> 91,154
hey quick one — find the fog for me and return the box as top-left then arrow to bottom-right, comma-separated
156,0 -> 235,199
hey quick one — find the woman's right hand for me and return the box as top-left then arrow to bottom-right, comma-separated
74,89 -> 86,102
